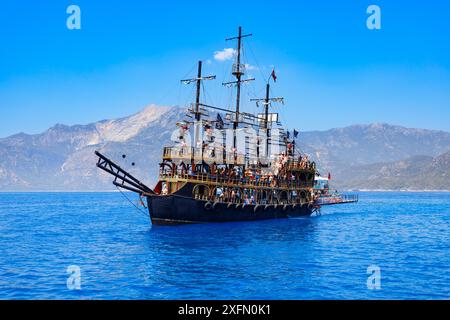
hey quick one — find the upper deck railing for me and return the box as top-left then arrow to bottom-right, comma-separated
284,160 -> 316,171
159,171 -> 313,189
163,146 -> 246,165
163,147 -> 316,171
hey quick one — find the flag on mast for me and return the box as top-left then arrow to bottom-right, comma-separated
215,113 -> 224,129
271,68 -> 277,82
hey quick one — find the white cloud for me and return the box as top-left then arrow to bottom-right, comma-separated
214,48 -> 236,61
244,63 -> 258,71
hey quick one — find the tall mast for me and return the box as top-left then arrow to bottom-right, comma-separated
224,26 -> 254,149
234,27 -> 243,131
264,83 -> 270,157
251,81 -> 284,158
181,60 -> 216,148
195,61 -> 203,121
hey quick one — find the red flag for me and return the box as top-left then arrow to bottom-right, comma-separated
271,69 -> 277,82
328,172 -> 331,180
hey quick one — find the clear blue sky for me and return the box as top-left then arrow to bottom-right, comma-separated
1,0 -> 450,137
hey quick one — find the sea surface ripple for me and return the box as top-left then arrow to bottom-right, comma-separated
0,192 -> 449,299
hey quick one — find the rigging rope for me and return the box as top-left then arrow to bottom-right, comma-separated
247,41 -> 271,85
116,186 -> 150,218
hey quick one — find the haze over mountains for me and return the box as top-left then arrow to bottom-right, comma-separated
297,123 -> 450,190
0,105 -> 449,191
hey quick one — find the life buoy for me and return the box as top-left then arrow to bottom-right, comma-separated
254,205 -> 261,213
205,201 -> 213,210
227,203 -> 233,208
213,201 -> 220,210
264,204 -> 272,211
283,204 -> 288,211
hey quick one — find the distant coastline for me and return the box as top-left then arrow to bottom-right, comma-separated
345,189 -> 450,193
1,106 -> 449,191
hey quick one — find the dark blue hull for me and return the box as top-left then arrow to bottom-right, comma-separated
146,194 -> 314,225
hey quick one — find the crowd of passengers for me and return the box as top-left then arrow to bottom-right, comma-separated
165,152 -> 312,186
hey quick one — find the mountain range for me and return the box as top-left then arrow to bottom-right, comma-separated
0,105 -> 449,191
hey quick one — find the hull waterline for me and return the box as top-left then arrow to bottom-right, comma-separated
147,194 -> 314,225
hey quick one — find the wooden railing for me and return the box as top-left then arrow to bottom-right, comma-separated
163,146 -> 245,165
284,160 -> 316,171
159,172 -> 313,189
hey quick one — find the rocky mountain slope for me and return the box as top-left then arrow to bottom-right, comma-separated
0,105 -> 185,191
336,151 -> 450,190
296,123 -> 450,190
1,105 -> 449,191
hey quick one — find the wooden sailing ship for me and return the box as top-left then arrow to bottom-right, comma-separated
95,27 -> 347,225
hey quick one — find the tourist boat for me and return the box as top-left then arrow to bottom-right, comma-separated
95,27 -> 356,225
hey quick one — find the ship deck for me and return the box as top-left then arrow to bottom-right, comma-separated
315,194 -> 359,206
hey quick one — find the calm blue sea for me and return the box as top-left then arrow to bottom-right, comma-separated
0,192 -> 448,300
